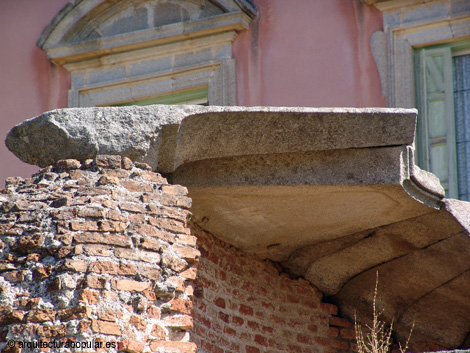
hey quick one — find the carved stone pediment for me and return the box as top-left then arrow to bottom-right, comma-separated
37,0 -> 255,65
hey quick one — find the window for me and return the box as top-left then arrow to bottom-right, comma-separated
116,87 -> 209,106
371,0 -> 470,199
37,0 -> 255,107
415,41 -> 470,199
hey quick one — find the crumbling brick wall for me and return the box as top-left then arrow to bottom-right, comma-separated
0,155 -> 199,353
0,154 -> 358,353
191,223 -> 356,353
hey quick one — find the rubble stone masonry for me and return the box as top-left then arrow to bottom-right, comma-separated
0,155 -> 198,353
0,153 -> 356,353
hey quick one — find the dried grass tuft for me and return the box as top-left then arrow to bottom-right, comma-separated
355,272 -> 413,353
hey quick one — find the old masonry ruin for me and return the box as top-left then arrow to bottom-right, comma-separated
2,106 -> 470,353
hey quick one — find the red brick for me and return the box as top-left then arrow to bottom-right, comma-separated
232,316 -> 244,326
98,221 -> 126,232
115,280 -> 150,292
149,217 -> 186,233
149,341 -> 197,353
321,303 -> 338,315
118,339 -> 144,353
61,259 -> 87,272
139,237 -> 164,252
119,202 -> 145,213
2,271 -> 24,282
79,289 -> 100,304
162,314 -> 193,330
97,175 -> 120,186
91,319 -> 121,335
95,155 -> 122,169
14,297 -> 40,309
118,263 -> 137,276
0,311 -> 25,325
246,346 -> 261,353
130,224 -> 175,242
224,326 -> 236,336
137,265 -> 162,281
330,316 -> 353,328
57,307 -> 92,321
341,328 -> 357,339
130,315 -> 147,332
218,312 -> 229,323
14,234 -> 45,252
297,333 -> 311,344
150,324 -> 166,339
78,320 -> 91,333
36,324 -> 67,338
180,267 -> 197,280
114,248 -> 160,263
169,297 -> 193,314
314,337 -> 350,350
98,310 -> 116,322
239,304 -> 254,316
175,234 -> 197,247
159,194 -> 192,209
328,326 -> 339,337
167,276 -> 185,292
78,206 -> 106,218
147,306 -> 161,319
89,261 -> 119,275
161,253 -> 187,272
86,275 -> 107,289
161,184 -> 187,196
173,245 -> 201,263
79,244 -> 111,256
254,334 -> 268,347
215,297 -> 226,309
27,309 -> 55,323
70,221 -> 99,231
121,180 -> 153,192
33,266 -> 52,281
74,232 -> 131,247
101,290 -> 118,301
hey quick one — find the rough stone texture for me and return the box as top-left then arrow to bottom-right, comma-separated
0,155 -> 197,353
6,106 -> 417,172
5,105 -> 206,169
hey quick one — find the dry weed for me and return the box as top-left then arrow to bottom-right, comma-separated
355,273 -> 413,353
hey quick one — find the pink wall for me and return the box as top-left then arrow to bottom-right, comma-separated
0,0 -> 385,187
0,0 -> 70,186
234,0 -> 386,108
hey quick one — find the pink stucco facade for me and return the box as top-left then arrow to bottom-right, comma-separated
0,0 -> 385,186
0,0 -> 70,185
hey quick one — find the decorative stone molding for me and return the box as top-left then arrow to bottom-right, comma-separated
37,0 -> 255,107
370,0 -> 470,107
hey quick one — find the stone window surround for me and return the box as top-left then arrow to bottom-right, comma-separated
37,0 -> 255,107
371,0 -> 470,108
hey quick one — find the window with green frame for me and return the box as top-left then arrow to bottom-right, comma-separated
415,40 -> 470,200
116,87 -> 209,107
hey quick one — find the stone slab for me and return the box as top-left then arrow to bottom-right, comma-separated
5,105 -> 205,169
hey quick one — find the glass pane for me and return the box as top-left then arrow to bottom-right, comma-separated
453,54 -> 470,200
429,144 -> 448,182
428,99 -> 446,138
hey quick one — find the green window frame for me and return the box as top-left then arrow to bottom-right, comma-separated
415,40 -> 470,199
116,87 -> 209,107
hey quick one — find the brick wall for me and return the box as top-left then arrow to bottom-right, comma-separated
191,223 -> 356,353
0,153 -> 357,353
0,155 -> 199,353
